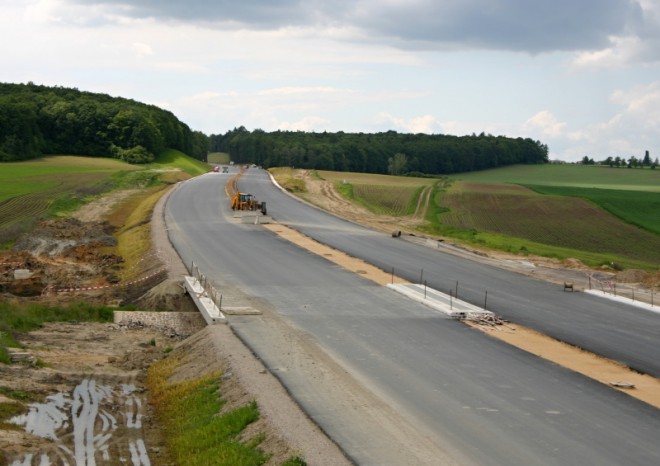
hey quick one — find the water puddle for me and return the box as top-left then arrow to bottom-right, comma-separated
9,378 -> 151,466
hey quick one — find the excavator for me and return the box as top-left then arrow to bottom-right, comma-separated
230,192 -> 267,215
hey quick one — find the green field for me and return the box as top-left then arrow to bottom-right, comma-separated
525,185 -> 660,235
0,152 -> 210,246
148,149 -> 212,178
318,170 -> 436,217
315,165 -> 659,269
436,182 -> 660,266
0,156 -> 136,243
452,164 -> 660,192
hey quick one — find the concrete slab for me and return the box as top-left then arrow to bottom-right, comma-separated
387,283 -> 494,319
223,306 -> 262,315
584,289 -> 660,315
183,276 -> 227,324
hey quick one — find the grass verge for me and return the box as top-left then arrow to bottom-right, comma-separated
269,168 -> 307,193
150,149 -> 211,178
147,356 -> 270,466
112,186 -> 168,280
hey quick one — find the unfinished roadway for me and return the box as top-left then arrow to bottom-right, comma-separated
164,167 -> 660,466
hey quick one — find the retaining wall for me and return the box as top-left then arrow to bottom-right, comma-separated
113,311 -> 206,337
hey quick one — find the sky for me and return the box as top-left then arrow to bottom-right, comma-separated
2,0 -> 660,162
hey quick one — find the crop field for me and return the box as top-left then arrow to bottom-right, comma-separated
318,170 -> 437,187
318,170 -> 436,216
451,164 -> 660,192
525,185 -> 660,235
438,182 -> 660,265
351,184 -> 422,216
0,156 -> 136,244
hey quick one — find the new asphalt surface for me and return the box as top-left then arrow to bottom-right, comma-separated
164,169 -> 660,465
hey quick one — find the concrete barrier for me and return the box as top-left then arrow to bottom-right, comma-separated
183,276 -> 227,324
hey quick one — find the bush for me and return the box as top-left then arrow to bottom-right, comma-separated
113,145 -> 155,164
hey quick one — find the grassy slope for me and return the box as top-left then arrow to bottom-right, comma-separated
525,185 -> 660,235
436,182 -> 660,267
318,170 -> 436,216
0,156 -> 135,203
310,166 -> 659,270
434,165 -> 659,268
150,149 -> 211,177
0,151 -> 209,247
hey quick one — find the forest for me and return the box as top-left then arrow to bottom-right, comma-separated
1,82 -> 549,175
0,82 -> 208,163
210,127 -> 549,175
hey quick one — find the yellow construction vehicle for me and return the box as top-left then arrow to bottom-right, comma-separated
231,192 -> 267,215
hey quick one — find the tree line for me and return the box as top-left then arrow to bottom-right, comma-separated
1,82 -> 549,174
210,127 -> 549,175
0,82 -> 208,163
581,151 -> 658,169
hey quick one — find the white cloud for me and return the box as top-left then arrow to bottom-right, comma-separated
375,113 -> 442,134
278,115 -> 331,131
258,86 -> 344,96
524,111 -> 566,138
571,1 -> 660,67
552,82 -> 660,160
132,42 -> 153,58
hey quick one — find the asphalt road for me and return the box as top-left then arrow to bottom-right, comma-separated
237,168 -> 660,379
165,170 -> 660,465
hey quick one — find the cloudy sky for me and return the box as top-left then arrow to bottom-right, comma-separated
3,0 -> 660,161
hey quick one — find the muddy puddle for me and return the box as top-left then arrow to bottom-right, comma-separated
9,378 -> 151,466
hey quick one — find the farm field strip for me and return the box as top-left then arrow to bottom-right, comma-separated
0,157 -> 135,239
452,164 -> 660,192
0,194 -> 52,228
318,170 -> 437,187
315,170 -> 437,217
526,184 -> 660,235
351,184 -> 420,216
438,182 -> 660,263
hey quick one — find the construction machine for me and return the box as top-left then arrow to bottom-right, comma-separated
230,192 -> 267,215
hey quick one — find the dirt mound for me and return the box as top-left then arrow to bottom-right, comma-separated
14,218 -> 116,256
562,258 -> 586,269
615,269 -> 649,283
135,278 -> 198,312
642,270 -> 660,288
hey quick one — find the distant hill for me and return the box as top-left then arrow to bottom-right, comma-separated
0,82 -> 208,163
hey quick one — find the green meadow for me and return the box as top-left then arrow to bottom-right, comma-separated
433,165 -> 660,268
0,151 -> 210,247
316,165 -> 659,270
451,163 -> 660,192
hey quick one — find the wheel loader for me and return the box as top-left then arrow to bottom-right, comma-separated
230,192 -> 267,215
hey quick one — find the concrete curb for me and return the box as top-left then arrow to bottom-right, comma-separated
387,283 -> 494,319
183,275 -> 227,324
